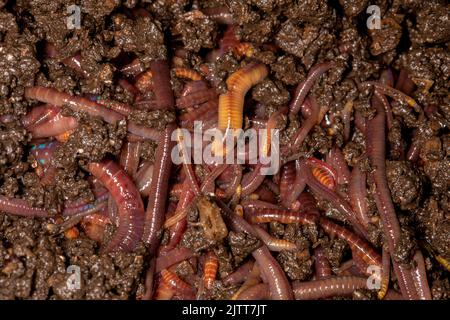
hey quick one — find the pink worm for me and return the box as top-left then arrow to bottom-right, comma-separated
88,160 -> 145,252
292,276 -> 368,300
0,196 -> 49,217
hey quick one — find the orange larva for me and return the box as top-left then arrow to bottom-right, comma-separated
173,67 -> 202,81
306,158 -> 337,190
203,251 -> 219,290
160,269 -> 194,296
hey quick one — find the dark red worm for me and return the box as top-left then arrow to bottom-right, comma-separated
366,93 -> 418,299
292,276 -> 368,300
348,165 -> 370,229
150,60 -> 175,110
25,86 -> 160,141
328,147 -> 350,185
292,96 -> 320,150
216,199 -> 293,300
135,161 -> 154,197
180,80 -> 209,98
411,250 -> 432,300
143,123 -> 176,255
155,247 -> 193,273
222,260 -> 255,286
279,161 -> 297,208
0,196 -> 49,217
318,217 -> 381,269
121,58 -> 145,77
176,88 -> 218,109
119,141 -> 141,179
253,225 -> 298,252
24,106 -> 78,139
314,246 -> 332,280
395,69 -> 416,96
236,283 -> 270,300
87,159 -> 144,252
289,61 -> 335,115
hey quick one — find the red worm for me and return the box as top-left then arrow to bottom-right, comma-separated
89,96 -> 133,116
253,225 -> 298,251
348,165 -> 370,229
292,276 -> 368,300
216,199 -> 293,300
301,160 -> 368,236
160,269 -> 196,298
395,69 -> 416,96
411,250 -> 432,300
25,107 -> 78,139
179,99 -> 218,122
143,123 -> 176,255
87,160 -> 145,252
119,141 -> 141,178
174,128 -> 201,196
289,61 -> 335,115
155,247 -> 193,273
279,162 -> 297,207
328,147 -> 350,185
252,246 -> 294,300
367,94 -> 418,299
163,211 -> 187,251
0,196 -> 49,217
176,88 -> 218,109
241,163 -> 266,197
117,78 -> 140,98
25,86 -> 160,141
292,96 -> 320,150
164,180 -> 196,228
203,250 -> 219,290
202,6 -> 234,24
141,259 -> 156,300
150,60 -> 175,110
319,217 -> 381,269
180,80 -> 209,98
222,164 -> 242,198
22,104 -> 60,128
222,260 -> 255,286
135,161 -> 154,197
236,283 -> 270,300
314,246 -> 332,280
200,164 -> 228,194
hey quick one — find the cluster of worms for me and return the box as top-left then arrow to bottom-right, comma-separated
0,6 -> 446,300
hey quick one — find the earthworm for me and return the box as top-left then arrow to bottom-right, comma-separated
361,81 -> 422,115
117,78 -> 140,98
406,138 -> 420,163
164,180 -> 196,228
253,225 -> 298,251
202,6 -> 234,24
141,259 -> 156,300
176,88 -> 218,109
175,128 -> 201,196
0,196 -> 50,217
119,141 -> 141,178
240,199 -> 282,212
240,163 -> 266,197
126,122 -> 161,141
252,246 -> 294,300
254,185 -> 277,204
160,269 -> 196,298
367,94 -> 418,299
218,199 -> 295,300
163,211 -> 188,251
314,246 -> 332,280
25,87 -> 125,124
292,276 -> 368,300
328,147 -> 350,185
203,250 -> 219,290
348,165 -> 370,229
22,104 -> 60,128
87,160 -> 145,252
25,107 -> 78,139
301,160 -> 368,236
384,290 -> 404,300
262,107 -> 287,156
222,260 -> 255,286
232,263 -> 262,300
378,247 -> 391,300
135,161 -> 154,197
319,217 -> 381,269
143,123 -> 176,255
108,193 -> 119,227
173,68 -> 202,81
88,95 -> 132,116
222,164 -> 242,198
377,72 -> 395,129
292,96 -> 320,149
289,61 -> 335,115
150,60 -> 175,110
236,283 -> 269,300
62,191 -> 109,217
354,110 -> 367,134
217,62 -> 269,131
411,250 -> 432,300
155,247 -> 194,273
291,192 -> 320,214
200,164 -> 228,194
179,99 -> 218,122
